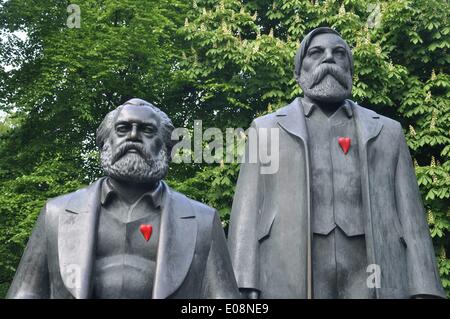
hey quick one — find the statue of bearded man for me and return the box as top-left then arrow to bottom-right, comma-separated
7,98 -> 239,299
228,27 -> 445,299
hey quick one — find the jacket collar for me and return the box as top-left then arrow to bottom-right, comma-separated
100,178 -> 165,209
276,97 -> 309,144
350,100 -> 384,144
276,97 -> 383,145
301,98 -> 353,118
60,179 -> 197,299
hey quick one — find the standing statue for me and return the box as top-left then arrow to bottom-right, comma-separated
228,27 -> 445,299
7,98 -> 239,299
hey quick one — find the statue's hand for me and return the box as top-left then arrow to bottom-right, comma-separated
239,288 -> 260,299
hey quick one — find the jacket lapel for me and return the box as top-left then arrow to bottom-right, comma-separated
352,101 -> 383,299
58,178 -> 105,299
276,97 -> 313,299
152,183 -> 198,299
352,101 -> 383,145
276,97 -> 309,144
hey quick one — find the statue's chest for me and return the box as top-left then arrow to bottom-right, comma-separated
92,207 -> 160,298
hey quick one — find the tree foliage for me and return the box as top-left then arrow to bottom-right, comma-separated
0,0 -> 448,297
0,0 -> 189,295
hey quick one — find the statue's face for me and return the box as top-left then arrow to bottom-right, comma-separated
298,33 -> 352,103
100,105 -> 169,184
110,105 -> 163,160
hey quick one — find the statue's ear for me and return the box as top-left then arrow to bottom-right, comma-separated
293,50 -> 302,82
95,128 -> 102,148
293,70 -> 300,82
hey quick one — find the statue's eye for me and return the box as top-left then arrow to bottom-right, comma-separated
142,125 -> 156,135
308,48 -> 323,57
116,124 -> 130,133
334,48 -> 346,58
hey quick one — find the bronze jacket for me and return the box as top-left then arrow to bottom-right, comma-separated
228,97 -> 445,299
7,178 -> 239,299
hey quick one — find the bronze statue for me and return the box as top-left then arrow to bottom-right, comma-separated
7,98 -> 239,299
228,27 -> 445,299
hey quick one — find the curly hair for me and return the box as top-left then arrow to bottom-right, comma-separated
96,98 -> 175,154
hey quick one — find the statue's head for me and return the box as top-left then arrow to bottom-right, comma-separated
294,27 -> 353,104
96,98 -> 174,184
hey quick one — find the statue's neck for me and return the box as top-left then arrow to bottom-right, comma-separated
303,96 -> 344,118
108,177 -> 158,204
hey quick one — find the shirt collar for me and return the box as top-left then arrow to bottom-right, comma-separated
101,178 -> 165,209
301,98 -> 353,118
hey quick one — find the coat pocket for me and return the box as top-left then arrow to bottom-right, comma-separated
399,235 -> 407,248
257,210 -> 276,242
392,214 -> 407,248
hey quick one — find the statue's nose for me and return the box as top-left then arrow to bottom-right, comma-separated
128,124 -> 140,140
322,49 -> 335,64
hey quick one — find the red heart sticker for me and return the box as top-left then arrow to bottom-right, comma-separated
140,224 -> 153,241
338,137 -> 351,155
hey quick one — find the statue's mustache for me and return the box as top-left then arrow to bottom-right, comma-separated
309,63 -> 350,89
111,142 -> 149,164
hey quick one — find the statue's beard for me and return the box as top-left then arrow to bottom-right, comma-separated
299,63 -> 352,103
100,141 -> 169,184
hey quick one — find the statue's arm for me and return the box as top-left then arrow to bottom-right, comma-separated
227,121 -> 262,299
201,212 -> 240,299
6,206 -> 50,299
394,126 -> 446,299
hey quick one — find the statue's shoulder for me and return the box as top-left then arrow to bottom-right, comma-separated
252,98 -> 299,128
351,101 -> 403,133
45,178 -> 103,213
45,188 -> 84,211
168,187 -> 216,219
